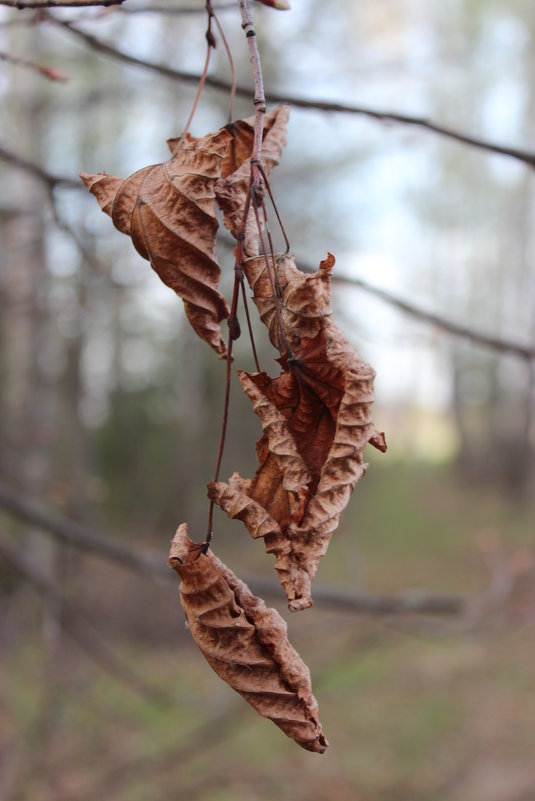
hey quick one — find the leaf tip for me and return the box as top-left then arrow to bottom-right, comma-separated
79,170 -> 98,189
302,732 -> 329,754
80,170 -> 123,217
168,523 -> 205,569
288,597 -> 314,612
370,429 -> 387,453
319,252 -> 336,274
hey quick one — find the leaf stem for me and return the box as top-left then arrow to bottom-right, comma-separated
204,333 -> 234,552
240,279 -> 260,371
205,0 -> 285,550
257,161 -> 290,252
204,193 -> 252,551
183,1 -> 216,135
212,10 -> 236,123
252,199 -> 294,361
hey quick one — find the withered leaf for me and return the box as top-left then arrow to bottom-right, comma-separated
215,105 -> 290,256
168,523 -> 328,753
211,253 -> 386,610
81,128 -> 232,357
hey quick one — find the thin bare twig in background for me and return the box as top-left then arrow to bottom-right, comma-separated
0,143 -> 82,189
330,273 -> 535,362
0,480 -> 464,615
120,1 -> 236,13
1,0 -> 123,8
0,479 -> 167,578
0,49 -> 69,80
0,536 -> 175,704
383,533 -> 534,638
1,141 -> 531,364
46,17 -> 535,169
47,186 -> 108,273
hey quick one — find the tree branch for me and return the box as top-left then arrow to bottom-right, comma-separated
0,536 -> 174,704
0,480 -> 463,615
0,480 -> 166,578
0,143 -> 82,189
120,1 -> 236,13
1,141 -> 531,363
0,49 -> 69,80
46,17 -> 535,169
330,273 -> 535,362
1,0 -> 124,8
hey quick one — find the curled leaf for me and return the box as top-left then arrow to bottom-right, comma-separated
211,253 -> 386,610
168,523 -> 328,753
81,128 -> 232,357
215,105 -> 290,256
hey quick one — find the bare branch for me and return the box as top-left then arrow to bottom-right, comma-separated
279,98 -> 535,169
245,575 -> 463,616
0,536 -> 174,704
47,18 -> 535,169
1,145 -> 530,364
120,1 -> 236,13
0,143 -> 82,189
0,49 -> 69,80
0,480 -> 167,579
0,479 -> 463,616
48,186 -> 107,272
1,0 -> 124,8
331,273 -> 535,362
46,16 -> 223,85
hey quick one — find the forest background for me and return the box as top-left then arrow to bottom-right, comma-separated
1,0 -> 535,799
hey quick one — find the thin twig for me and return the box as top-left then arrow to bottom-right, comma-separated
119,1 -> 236,13
252,199 -> 294,359
0,143 -> 83,189
0,479 -> 167,579
204,329 -> 235,549
258,161 -> 290,251
239,277 -> 260,371
212,7 -> 236,123
0,49 -> 69,80
48,187 -> 105,271
0,144 -> 530,363
182,1 -> 216,136
0,479 -> 463,615
1,0 -> 123,7
329,272 -> 535,362
204,190 -> 252,548
0,536 -> 174,704
45,18 -> 535,169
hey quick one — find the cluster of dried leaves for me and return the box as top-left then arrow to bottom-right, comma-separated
83,104 -> 384,753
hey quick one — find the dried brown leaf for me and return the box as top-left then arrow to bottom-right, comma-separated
168,523 -> 328,753
81,128 -> 232,357
211,253 -> 386,610
215,105 -> 290,256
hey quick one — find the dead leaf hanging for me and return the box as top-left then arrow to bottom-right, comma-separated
215,104 -> 290,256
168,523 -> 328,753
210,253 -> 386,610
81,127 -> 232,357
